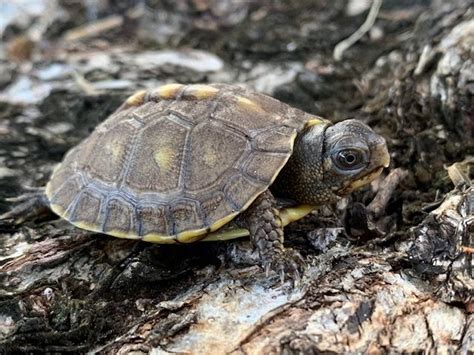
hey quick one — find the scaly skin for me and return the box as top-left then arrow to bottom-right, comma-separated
242,190 -> 304,282
0,188 -> 50,225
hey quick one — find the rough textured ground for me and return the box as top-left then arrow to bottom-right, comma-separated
0,0 -> 472,353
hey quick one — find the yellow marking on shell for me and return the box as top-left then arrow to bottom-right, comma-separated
236,96 -> 264,112
184,85 -> 219,99
170,212 -> 241,243
45,164 -> 62,199
141,234 -> 178,244
142,227 -> 209,244
279,205 -> 316,227
107,141 -> 123,159
45,182 -> 53,200
45,182 -> 55,201
106,229 -> 141,240
154,146 -> 175,171
125,90 -> 147,107
73,220 -> 103,234
287,130 -> 298,152
154,83 -> 185,100
201,228 -> 250,242
304,117 -> 327,128
208,211 -> 240,233
50,203 -> 67,218
203,150 -> 216,166
176,228 -> 210,243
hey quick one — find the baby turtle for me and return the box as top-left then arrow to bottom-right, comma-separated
2,83 -> 389,274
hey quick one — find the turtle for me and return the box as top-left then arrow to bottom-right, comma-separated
1,83 -> 390,274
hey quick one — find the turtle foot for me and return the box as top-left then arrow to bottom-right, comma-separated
0,189 -> 51,225
262,248 -> 306,287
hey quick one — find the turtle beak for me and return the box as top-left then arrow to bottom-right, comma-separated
371,138 -> 390,169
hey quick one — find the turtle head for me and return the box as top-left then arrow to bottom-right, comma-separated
272,119 -> 389,205
321,119 -> 390,197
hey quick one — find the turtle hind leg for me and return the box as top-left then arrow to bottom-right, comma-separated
242,190 -> 305,285
0,188 -> 53,226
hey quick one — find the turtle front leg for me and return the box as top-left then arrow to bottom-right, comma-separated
242,190 -> 305,283
0,188 -> 52,225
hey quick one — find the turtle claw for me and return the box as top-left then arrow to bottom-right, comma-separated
262,248 -> 305,287
5,190 -> 43,203
264,262 -> 272,278
0,191 -> 51,225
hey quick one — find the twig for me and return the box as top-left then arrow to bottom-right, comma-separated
461,246 -> 474,254
367,168 -> 408,218
333,0 -> 383,61
63,15 -> 123,42
72,71 -> 102,96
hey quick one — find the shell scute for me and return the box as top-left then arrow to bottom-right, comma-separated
137,204 -> 169,237
103,197 -> 135,236
70,189 -> 103,227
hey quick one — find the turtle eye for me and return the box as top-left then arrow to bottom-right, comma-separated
333,149 -> 366,170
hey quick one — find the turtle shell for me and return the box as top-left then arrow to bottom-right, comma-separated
45,84 -> 323,243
